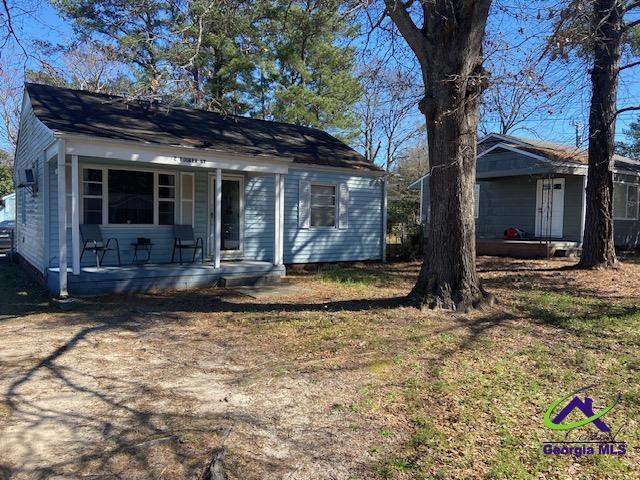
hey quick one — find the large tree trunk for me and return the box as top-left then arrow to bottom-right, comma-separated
410,64 -> 491,310
384,0 -> 492,310
577,0 -> 624,269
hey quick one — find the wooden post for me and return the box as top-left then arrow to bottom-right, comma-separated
71,154 -> 80,275
57,138 -> 68,297
214,169 -> 222,268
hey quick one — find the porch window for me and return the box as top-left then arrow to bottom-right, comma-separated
180,173 -> 194,225
108,170 -> 154,224
310,184 -> 336,227
614,182 -> 639,220
82,168 -> 103,224
158,173 -> 176,225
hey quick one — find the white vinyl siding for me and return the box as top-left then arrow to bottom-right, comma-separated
14,95 -> 55,272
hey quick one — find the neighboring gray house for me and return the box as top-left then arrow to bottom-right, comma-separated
14,83 -> 386,296
411,133 -> 640,250
0,192 -> 15,222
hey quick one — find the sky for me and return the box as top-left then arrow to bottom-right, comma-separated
1,0 -> 639,155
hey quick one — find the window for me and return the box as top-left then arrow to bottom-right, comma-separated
82,169 -> 103,224
108,169 -> 154,224
614,182 -> 639,220
474,184 -> 480,219
158,173 -> 176,225
310,184 -> 336,227
180,173 -> 194,225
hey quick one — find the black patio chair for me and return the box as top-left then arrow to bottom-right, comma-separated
171,225 -> 204,264
80,224 -> 121,268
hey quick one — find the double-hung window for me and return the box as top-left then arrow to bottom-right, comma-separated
614,182 -> 639,220
82,169 -> 104,225
310,184 -> 336,227
158,174 -> 176,225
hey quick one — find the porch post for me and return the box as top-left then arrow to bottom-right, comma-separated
382,176 -> 388,262
273,173 -> 284,265
71,154 -> 80,275
57,138 -> 68,297
579,174 -> 587,245
214,168 -> 222,268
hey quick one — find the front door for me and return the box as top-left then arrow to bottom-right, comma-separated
210,175 -> 244,257
535,178 -> 564,238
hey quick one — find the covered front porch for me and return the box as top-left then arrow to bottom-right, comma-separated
48,134 -> 288,297
47,260 -> 285,296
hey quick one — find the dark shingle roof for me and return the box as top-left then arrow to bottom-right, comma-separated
26,83 -> 381,172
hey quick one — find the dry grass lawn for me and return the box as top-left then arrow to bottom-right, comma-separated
0,256 -> 639,479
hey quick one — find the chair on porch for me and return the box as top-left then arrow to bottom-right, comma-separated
80,224 -> 121,268
171,225 -> 204,264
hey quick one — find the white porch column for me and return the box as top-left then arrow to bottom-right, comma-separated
71,155 -> 80,275
214,168 -> 222,268
57,139 -> 68,297
381,177 -> 388,262
579,174 -> 587,245
273,173 -> 284,265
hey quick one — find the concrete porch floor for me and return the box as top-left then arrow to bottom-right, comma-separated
47,260 -> 286,296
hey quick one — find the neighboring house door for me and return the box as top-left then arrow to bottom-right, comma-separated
535,178 -> 564,238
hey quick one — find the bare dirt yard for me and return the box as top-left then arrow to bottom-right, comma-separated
1,256 -> 639,479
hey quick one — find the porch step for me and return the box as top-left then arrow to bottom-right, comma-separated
220,273 -> 282,288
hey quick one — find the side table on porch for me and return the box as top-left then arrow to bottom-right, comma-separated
131,238 -> 153,264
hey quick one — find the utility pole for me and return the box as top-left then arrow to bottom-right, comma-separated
572,121 -> 583,148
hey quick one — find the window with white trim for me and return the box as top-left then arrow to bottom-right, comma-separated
81,167 -> 185,226
180,173 -> 194,225
310,184 -> 336,227
614,182 -> 639,220
158,173 -> 176,225
82,168 -> 103,224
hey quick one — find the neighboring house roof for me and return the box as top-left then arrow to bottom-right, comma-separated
25,83 -> 382,172
479,133 -> 640,173
409,132 -> 640,188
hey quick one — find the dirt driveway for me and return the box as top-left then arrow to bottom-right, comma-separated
1,257 -> 639,479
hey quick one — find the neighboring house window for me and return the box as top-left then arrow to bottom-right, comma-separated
614,182 -> 639,220
310,184 -> 336,227
82,169 -> 103,224
474,184 -> 480,219
158,173 -> 176,225
108,170 -> 154,224
180,172 -> 194,225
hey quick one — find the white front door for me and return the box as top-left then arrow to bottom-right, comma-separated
209,174 -> 244,258
535,178 -> 565,238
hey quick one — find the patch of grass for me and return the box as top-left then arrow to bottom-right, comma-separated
519,290 -> 640,341
0,262 -> 53,317
318,266 -> 388,287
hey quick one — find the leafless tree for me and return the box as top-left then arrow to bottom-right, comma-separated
356,62 -> 424,169
0,58 -> 22,150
